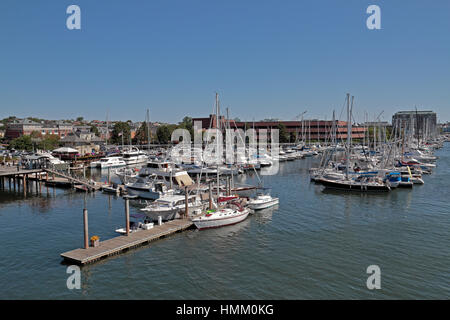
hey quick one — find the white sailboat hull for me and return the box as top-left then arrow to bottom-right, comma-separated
192,210 -> 249,230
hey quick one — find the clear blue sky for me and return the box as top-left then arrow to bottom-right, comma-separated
0,0 -> 449,123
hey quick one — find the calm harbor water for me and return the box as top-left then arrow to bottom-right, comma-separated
1,144 -> 449,299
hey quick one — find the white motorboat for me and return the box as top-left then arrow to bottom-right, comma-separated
138,160 -> 194,188
248,194 -> 279,210
310,168 -> 345,182
115,221 -> 154,234
102,183 -> 123,194
90,156 -> 126,169
139,160 -> 177,176
125,178 -> 174,200
192,202 -> 250,230
37,152 -> 66,165
122,147 -> 148,165
115,167 -> 140,184
140,194 -> 203,221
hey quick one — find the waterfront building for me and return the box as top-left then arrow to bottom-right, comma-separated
192,114 -> 366,142
5,119 -> 73,140
60,131 -> 103,155
392,110 -> 437,137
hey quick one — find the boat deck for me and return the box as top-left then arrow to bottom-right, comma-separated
60,218 -> 194,265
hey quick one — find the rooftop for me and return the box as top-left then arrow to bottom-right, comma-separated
394,111 -> 436,115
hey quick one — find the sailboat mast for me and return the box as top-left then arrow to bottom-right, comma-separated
147,109 -> 150,152
415,107 -> 420,149
345,93 -> 351,179
216,93 -> 220,198
226,107 -> 234,191
105,111 -> 109,149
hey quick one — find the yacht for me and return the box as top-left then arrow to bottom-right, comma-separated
125,178 -> 175,200
140,194 -> 204,221
139,160 -> 177,176
90,156 -> 126,169
115,167 -> 140,184
122,147 -> 148,165
37,152 -> 66,165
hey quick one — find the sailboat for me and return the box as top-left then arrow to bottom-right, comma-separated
320,94 -> 391,192
192,93 -> 250,230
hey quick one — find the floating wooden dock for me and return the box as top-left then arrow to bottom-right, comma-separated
61,218 -> 195,265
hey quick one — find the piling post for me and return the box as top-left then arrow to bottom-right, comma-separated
108,167 -> 111,185
208,181 -> 213,210
185,186 -> 189,218
125,198 -> 130,236
83,207 -> 89,249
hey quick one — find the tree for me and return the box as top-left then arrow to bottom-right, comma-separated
289,132 -> 297,143
90,125 -> 100,136
156,124 -> 177,144
1,116 -> 17,127
277,123 -> 289,143
111,122 -> 131,145
38,134 -> 60,151
177,116 -> 193,141
30,130 -> 43,139
133,122 -> 151,145
76,117 -> 84,123
9,135 -> 33,151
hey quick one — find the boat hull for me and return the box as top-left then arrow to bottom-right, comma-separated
125,187 -> 161,200
192,211 -> 249,230
143,209 -> 179,221
248,198 -> 279,210
320,179 -> 390,192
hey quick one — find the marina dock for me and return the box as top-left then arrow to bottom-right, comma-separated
0,166 -> 103,192
60,218 -> 194,265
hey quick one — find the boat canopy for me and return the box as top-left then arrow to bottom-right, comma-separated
174,174 -> 193,186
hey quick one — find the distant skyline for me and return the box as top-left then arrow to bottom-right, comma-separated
0,1 -> 449,123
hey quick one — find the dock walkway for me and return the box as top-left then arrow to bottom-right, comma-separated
44,168 -> 100,191
61,218 -> 194,265
0,168 -> 44,177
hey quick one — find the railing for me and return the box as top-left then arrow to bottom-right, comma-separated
44,165 -> 97,190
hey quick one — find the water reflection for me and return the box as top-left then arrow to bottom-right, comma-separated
252,205 -> 279,224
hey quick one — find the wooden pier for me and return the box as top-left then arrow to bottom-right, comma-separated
0,166 -> 102,192
61,218 -> 195,265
